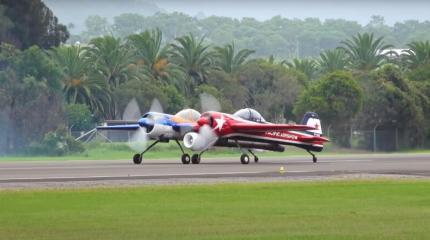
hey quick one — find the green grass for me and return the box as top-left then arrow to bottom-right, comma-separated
0,142 -> 369,161
1,180 -> 430,239
0,141 -> 428,161
399,148 -> 430,153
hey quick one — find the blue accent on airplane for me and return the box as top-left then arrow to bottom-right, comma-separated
97,112 -> 194,132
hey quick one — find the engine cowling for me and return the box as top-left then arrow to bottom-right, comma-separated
183,132 -> 213,151
147,124 -> 179,139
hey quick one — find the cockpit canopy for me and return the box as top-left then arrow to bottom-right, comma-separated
174,109 -> 201,122
142,112 -> 166,120
233,108 -> 266,123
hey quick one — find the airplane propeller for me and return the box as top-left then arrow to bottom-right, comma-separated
122,98 -> 141,121
183,93 -> 222,151
127,125 -> 149,153
183,124 -> 218,151
198,124 -> 218,148
199,93 -> 222,149
199,92 -> 221,113
121,97 -> 164,153
149,98 -> 163,113
120,98 -> 147,152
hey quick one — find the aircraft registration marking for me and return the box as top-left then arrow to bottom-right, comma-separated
266,131 -> 298,140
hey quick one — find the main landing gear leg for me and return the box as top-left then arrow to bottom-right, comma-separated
191,150 -> 207,164
133,140 -> 160,164
248,150 -> 259,163
307,150 -> 317,163
175,139 -> 190,164
235,140 -> 250,165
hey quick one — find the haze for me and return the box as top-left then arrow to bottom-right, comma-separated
155,0 -> 430,25
45,0 -> 430,31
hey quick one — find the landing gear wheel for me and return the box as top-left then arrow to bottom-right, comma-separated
240,154 -> 250,164
191,154 -> 201,164
307,150 -> 317,163
181,154 -> 191,164
133,153 -> 142,164
247,150 -> 258,163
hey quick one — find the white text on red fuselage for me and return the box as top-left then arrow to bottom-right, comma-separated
265,131 -> 298,140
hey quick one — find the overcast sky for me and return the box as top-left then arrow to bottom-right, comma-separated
154,0 -> 430,25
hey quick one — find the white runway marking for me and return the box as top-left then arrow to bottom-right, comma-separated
0,159 -> 375,171
0,165 -> 134,170
0,170 -> 293,182
318,159 -> 374,163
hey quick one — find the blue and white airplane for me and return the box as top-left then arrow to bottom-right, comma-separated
97,109 -> 201,164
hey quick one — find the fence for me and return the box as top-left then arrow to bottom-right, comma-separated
72,129 -> 134,143
74,127 -> 430,152
326,128 -> 430,151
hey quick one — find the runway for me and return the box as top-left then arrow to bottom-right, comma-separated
1,153 -> 430,188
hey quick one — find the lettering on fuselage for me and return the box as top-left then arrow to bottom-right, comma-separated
265,131 -> 298,140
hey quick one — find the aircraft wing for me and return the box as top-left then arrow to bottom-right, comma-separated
96,124 -> 140,131
230,123 -> 315,132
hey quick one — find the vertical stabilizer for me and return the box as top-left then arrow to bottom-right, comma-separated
301,112 -> 322,135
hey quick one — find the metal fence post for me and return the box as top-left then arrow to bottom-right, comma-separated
373,124 -> 378,152
395,127 -> 398,150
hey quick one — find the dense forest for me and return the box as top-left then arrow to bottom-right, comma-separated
69,13 -> 430,59
0,1 -> 430,155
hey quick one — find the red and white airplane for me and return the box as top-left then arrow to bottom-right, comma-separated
183,108 -> 329,164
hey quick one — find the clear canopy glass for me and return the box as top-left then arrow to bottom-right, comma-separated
174,109 -> 201,122
233,108 -> 266,123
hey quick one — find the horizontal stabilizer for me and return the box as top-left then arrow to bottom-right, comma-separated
300,135 -> 330,142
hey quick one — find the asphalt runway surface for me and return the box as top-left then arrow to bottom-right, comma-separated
1,153 -> 429,188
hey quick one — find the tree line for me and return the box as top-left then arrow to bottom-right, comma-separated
1,29 -> 430,153
71,13 -> 430,59
0,1 -> 430,154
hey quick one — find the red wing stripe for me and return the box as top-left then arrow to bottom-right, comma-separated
230,123 -> 315,132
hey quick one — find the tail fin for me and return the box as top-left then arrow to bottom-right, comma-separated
301,112 -> 322,136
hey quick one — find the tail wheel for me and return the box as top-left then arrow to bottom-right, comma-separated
191,154 -> 201,164
254,156 -> 259,163
181,154 -> 191,164
133,153 -> 142,164
240,154 -> 250,164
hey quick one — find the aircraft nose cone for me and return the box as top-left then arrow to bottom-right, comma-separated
138,117 -> 155,133
138,118 -> 148,127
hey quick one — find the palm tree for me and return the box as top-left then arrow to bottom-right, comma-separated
285,58 -> 318,80
51,45 -> 112,118
338,33 -> 393,71
213,42 -> 255,73
127,29 -> 183,88
402,41 -> 430,69
85,36 -> 134,89
169,34 -> 214,86
318,49 -> 349,74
